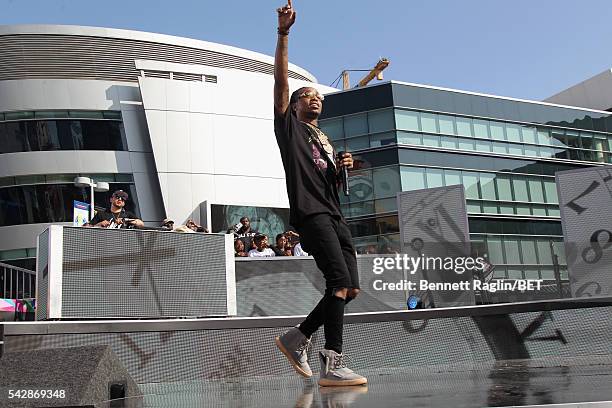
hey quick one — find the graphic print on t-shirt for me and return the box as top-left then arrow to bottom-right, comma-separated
311,143 -> 328,171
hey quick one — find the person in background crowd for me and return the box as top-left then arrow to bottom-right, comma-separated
85,190 -> 144,229
186,219 -> 209,233
161,219 -> 174,231
248,234 -> 276,257
284,230 -> 300,245
283,230 -> 299,255
173,219 -> 208,233
235,239 -> 248,257
236,216 -> 258,250
364,244 -> 378,255
272,233 -> 289,256
293,241 -> 309,256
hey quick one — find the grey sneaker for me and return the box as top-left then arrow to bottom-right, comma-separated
318,349 -> 367,387
275,327 -> 313,378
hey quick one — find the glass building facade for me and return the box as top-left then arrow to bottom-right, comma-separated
319,82 -> 612,281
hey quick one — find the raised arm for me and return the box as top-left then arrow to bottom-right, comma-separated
274,0 -> 296,115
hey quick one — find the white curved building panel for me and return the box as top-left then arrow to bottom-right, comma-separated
213,175 -> 289,209
189,114 -> 215,174
121,109 -> 152,152
211,114 -> 282,178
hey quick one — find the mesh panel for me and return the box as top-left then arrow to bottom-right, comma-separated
556,167 -> 612,297
36,229 -> 49,320
397,185 -> 475,307
7,306 -> 612,384
235,256 -> 408,316
60,228 -> 229,318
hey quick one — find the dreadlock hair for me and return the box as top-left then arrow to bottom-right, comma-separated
289,87 -> 310,108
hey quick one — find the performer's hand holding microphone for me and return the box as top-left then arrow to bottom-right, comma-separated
336,151 -> 352,197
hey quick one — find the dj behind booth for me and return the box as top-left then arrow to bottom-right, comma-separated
83,189 -> 144,229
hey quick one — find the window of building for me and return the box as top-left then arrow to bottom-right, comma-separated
492,142 -> 508,154
395,110 -> 420,132
485,237 -> 504,264
438,115 -> 455,135
496,175 -> 513,201
373,167 -> 401,199
319,118 -> 343,141
543,179 -> 558,204
521,126 -> 537,144
507,144 -> 524,156
397,131 -> 422,145
458,139 -> 475,150
488,122 -> 505,141
457,117 -> 475,137
400,167 -> 426,191
472,119 -> 488,139
0,116 -> 125,153
528,178 -> 544,203
420,113 -> 438,134
475,140 -> 492,152
579,132 -> 594,150
535,240 -> 553,264
425,168 -> 444,188
346,136 -> 369,152
513,178 -> 528,200
479,173 -> 496,200
370,132 -> 396,148
443,169 -> 462,186
440,136 -> 458,149
344,114 -> 368,137
504,239 -> 521,263
524,145 -> 539,157
422,134 -> 440,147
374,197 -> 397,213
0,182 -> 138,227
368,109 -> 394,134
348,170 -> 374,202
462,171 -> 480,199
505,124 -> 522,143
348,201 -> 376,217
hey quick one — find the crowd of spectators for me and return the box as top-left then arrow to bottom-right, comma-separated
84,194 -> 308,258
231,216 -> 309,258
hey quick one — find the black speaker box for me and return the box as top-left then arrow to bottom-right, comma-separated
0,345 -> 141,407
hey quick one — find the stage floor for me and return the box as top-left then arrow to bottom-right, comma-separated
138,355 -> 612,408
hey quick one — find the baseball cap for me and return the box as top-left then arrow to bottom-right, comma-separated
112,190 -> 129,200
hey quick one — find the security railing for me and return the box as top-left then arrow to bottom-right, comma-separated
0,262 -> 36,299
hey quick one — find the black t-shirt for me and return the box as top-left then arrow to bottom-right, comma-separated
271,246 -> 287,256
274,107 -> 342,228
90,208 -> 138,229
236,229 -> 258,250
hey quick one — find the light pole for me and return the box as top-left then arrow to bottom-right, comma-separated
73,177 -> 110,220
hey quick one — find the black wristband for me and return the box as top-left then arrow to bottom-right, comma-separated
277,28 -> 289,36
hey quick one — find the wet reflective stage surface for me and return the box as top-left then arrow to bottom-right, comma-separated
139,356 -> 612,408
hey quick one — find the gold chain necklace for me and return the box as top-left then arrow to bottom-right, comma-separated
305,123 -> 334,157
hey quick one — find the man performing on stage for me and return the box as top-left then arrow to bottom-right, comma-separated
273,0 -> 367,387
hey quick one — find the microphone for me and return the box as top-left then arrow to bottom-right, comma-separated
337,150 -> 350,196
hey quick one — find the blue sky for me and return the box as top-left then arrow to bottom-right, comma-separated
3,0 -> 612,100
